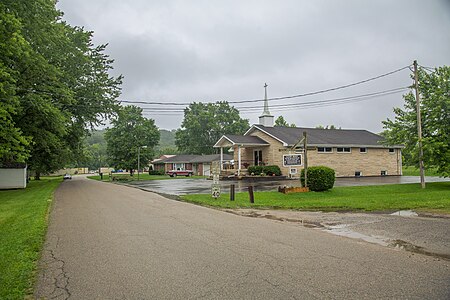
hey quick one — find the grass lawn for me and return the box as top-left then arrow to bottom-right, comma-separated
0,177 -> 62,299
402,166 -> 440,176
181,182 -> 450,214
88,173 -> 207,181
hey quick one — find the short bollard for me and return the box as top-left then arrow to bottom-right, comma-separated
248,186 -> 254,203
230,184 -> 235,201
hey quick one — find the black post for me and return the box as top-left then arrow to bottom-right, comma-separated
248,186 -> 254,203
230,184 -> 235,201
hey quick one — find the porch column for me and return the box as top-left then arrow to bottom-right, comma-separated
238,145 -> 241,176
220,147 -> 223,171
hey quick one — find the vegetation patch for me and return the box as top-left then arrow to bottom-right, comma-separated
0,177 -> 62,299
181,182 -> 450,214
402,166 -> 440,177
301,166 -> 335,191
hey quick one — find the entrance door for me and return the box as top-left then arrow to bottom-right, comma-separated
254,150 -> 263,166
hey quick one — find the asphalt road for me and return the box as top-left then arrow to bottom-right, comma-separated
35,176 -> 450,299
130,175 -> 450,195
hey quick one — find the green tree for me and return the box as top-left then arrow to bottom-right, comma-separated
175,101 -> 249,154
315,125 -> 341,129
0,7 -> 31,164
383,65 -> 450,177
1,1 -> 122,178
275,116 -> 296,127
105,106 -> 160,174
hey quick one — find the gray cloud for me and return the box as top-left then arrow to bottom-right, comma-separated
58,0 -> 450,132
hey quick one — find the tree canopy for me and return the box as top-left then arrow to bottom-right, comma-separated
105,106 -> 160,173
382,65 -> 450,177
0,1 -> 122,177
274,116 -> 296,127
175,102 -> 249,154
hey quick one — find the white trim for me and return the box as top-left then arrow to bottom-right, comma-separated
213,135 -> 235,148
336,147 -> 351,153
389,148 -> 396,154
317,147 -> 333,153
245,125 -> 288,146
359,147 -> 367,153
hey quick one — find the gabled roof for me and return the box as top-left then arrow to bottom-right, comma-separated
213,134 -> 270,148
246,125 -> 402,148
189,154 -> 233,163
153,154 -> 233,164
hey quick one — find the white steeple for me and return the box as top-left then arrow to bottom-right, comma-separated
259,83 -> 274,127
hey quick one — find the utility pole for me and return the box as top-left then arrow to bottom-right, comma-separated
303,132 -> 308,188
413,60 -> 425,188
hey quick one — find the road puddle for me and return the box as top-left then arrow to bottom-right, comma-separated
325,224 -> 389,246
390,210 -> 418,217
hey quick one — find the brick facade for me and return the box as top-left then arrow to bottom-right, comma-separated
231,130 -> 402,177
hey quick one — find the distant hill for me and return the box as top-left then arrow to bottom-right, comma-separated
157,129 -> 178,153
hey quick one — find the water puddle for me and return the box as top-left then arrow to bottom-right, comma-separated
390,210 -> 418,217
325,224 -> 389,246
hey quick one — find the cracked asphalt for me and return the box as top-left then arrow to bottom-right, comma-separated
35,176 -> 450,299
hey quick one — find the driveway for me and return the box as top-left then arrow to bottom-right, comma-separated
35,176 -> 450,299
129,175 -> 450,195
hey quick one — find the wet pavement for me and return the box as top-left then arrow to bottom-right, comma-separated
226,208 -> 450,260
128,176 -> 450,195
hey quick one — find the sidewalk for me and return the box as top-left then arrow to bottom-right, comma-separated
224,208 -> 450,260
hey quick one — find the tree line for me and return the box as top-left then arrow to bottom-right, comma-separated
1,2 -> 447,177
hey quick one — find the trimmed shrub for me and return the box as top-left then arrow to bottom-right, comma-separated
149,169 -> 165,175
248,165 -> 264,175
247,165 -> 282,176
300,166 -> 335,191
263,165 -> 282,176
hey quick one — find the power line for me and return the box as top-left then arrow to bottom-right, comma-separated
119,65 -> 412,106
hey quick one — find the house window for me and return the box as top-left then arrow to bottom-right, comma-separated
381,170 -> 387,176
360,147 -> 367,153
337,147 -> 351,153
254,150 -> 263,166
318,147 -> 333,153
389,148 -> 395,154
174,163 -> 184,170
355,171 -> 362,177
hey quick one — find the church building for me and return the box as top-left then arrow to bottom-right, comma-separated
214,85 -> 403,177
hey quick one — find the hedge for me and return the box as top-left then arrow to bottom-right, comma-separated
248,165 -> 282,176
300,166 -> 335,191
149,169 -> 165,175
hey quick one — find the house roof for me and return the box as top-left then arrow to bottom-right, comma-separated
189,154 -> 233,163
244,125 -> 403,148
153,154 -> 233,164
213,134 -> 270,148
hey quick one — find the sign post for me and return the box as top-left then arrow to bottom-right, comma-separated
211,161 -> 221,199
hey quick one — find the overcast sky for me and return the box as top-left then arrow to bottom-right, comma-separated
57,0 -> 450,132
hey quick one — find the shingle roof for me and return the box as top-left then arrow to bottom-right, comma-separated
189,154 -> 233,163
154,154 -> 233,164
250,125 -> 400,147
221,134 -> 270,145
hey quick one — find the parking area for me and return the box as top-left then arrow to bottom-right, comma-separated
129,176 -> 450,195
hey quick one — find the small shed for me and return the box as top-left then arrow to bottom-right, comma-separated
0,163 -> 27,189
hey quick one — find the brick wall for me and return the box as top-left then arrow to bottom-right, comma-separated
231,130 -> 402,177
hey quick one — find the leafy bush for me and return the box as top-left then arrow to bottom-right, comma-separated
149,169 -> 165,175
248,165 -> 264,175
300,166 -> 335,191
263,165 -> 281,176
247,165 -> 281,176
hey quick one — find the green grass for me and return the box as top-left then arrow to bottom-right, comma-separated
402,166 -> 440,176
0,177 -> 62,299
87,173 -> 207,182
181,182 -> 450,214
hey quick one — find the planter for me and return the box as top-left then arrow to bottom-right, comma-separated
278,186 -> 309,194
